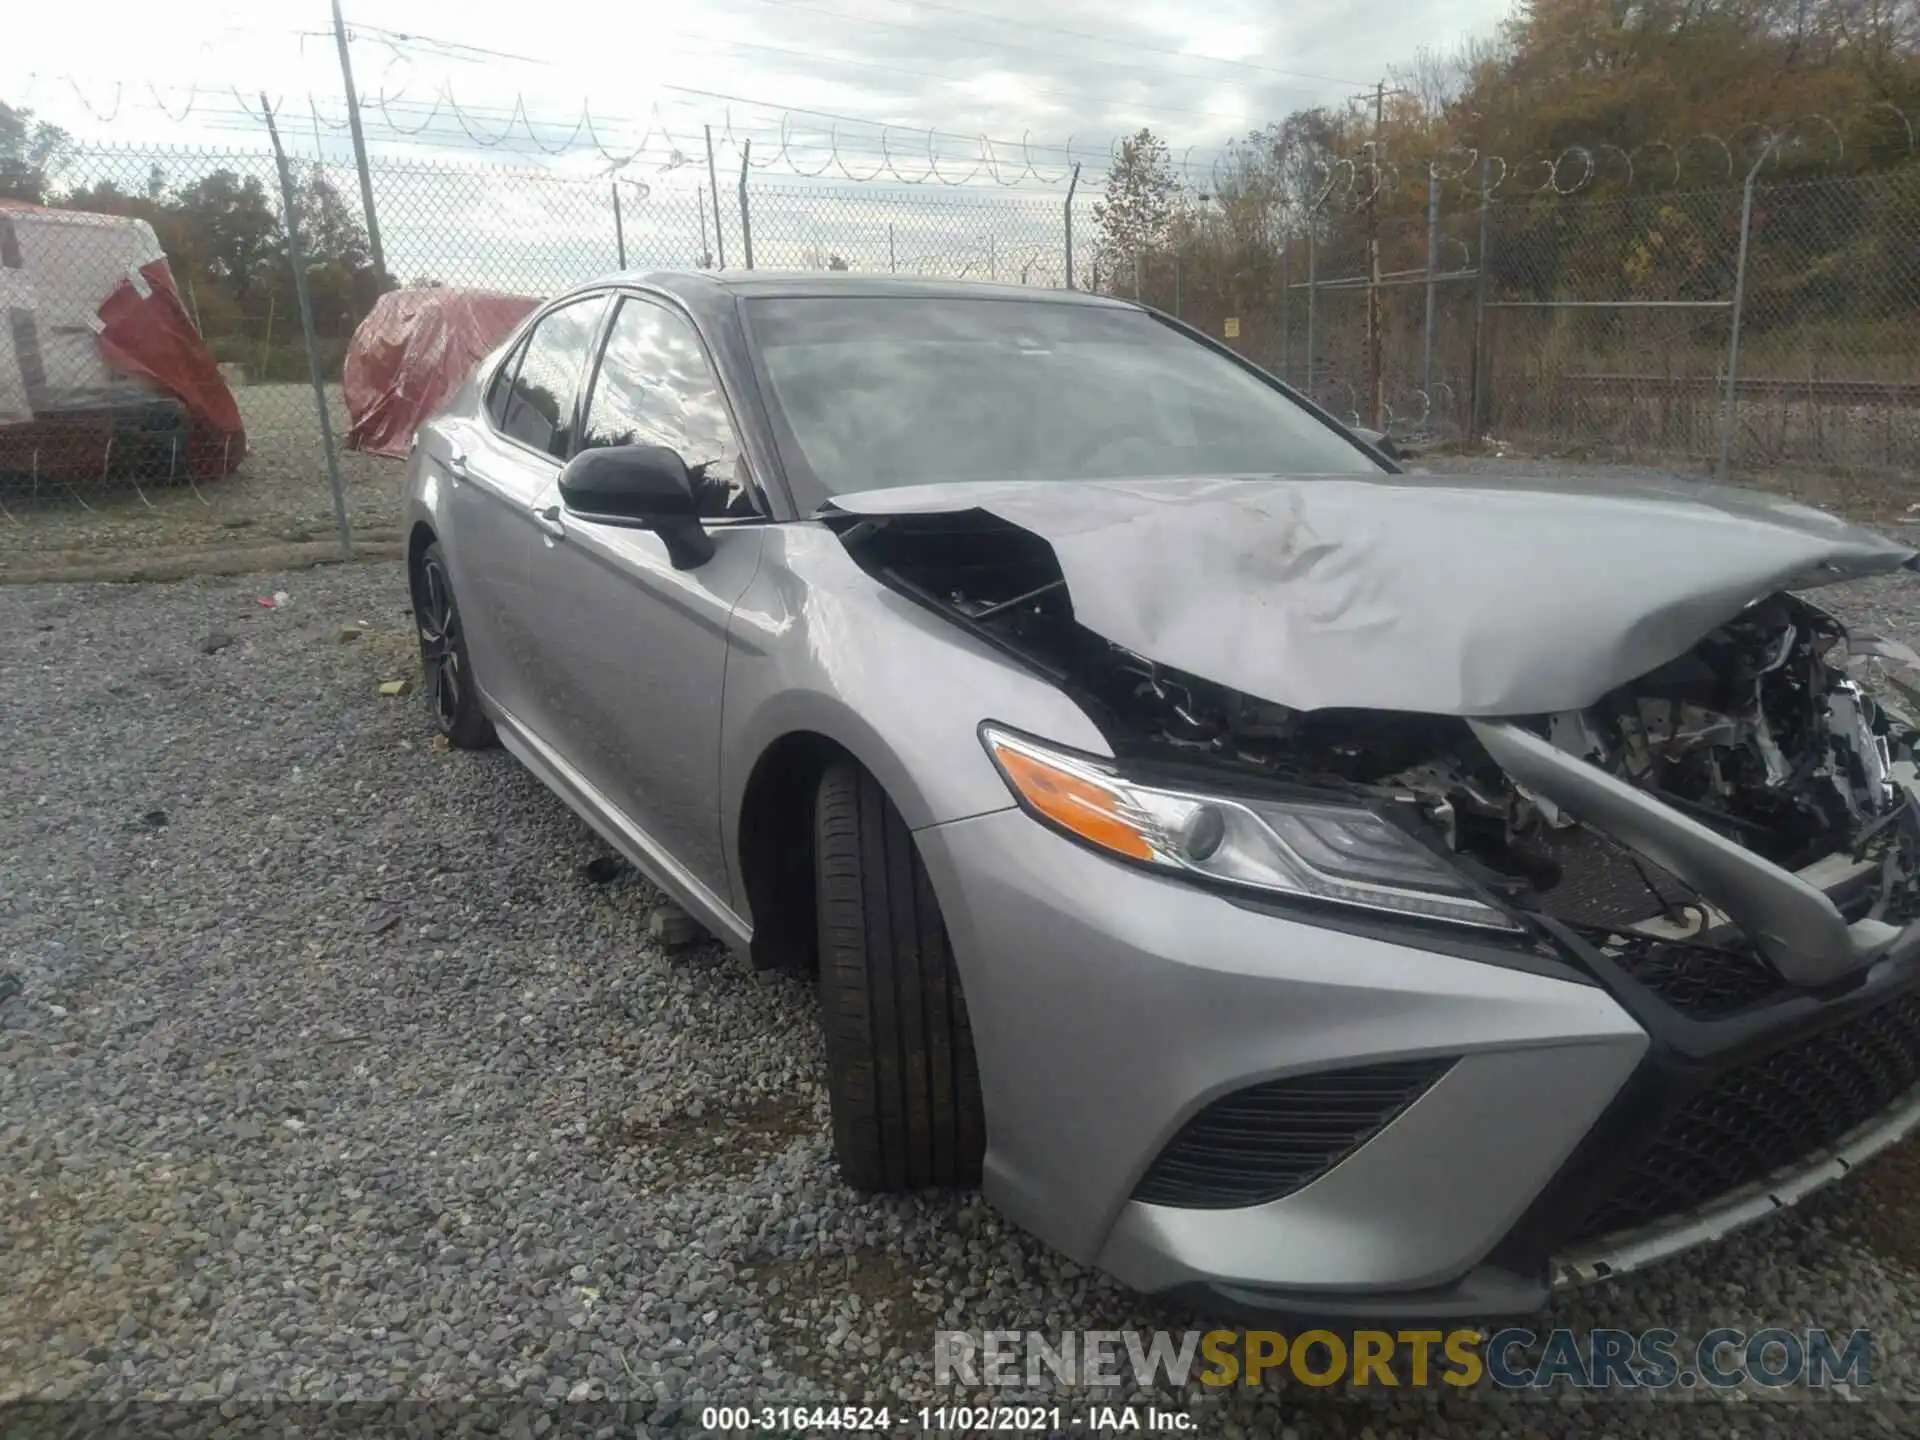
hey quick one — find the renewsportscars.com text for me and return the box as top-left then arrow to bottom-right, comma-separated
935,1327 -> 1873,1391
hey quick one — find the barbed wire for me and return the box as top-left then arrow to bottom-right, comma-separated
1200,105 -> 1919,217
27,70 -> 1920,202
32,71 -> 1202,188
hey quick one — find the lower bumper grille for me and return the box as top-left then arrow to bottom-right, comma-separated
1574,993 -> 1920,1243
1132,1057 -> 1453,1209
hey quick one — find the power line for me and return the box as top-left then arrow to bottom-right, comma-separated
559,30 -> 1267,123
333,30 -> 1072,155
740,0 -> 1360,94
882,0 -> 1371,87
343,23 -> 553,67
342,18 -> 1277,127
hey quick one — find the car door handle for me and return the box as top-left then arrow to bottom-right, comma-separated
533,504 -> 567,541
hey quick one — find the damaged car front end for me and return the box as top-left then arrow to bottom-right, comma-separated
827,474 -> 1920,1316
406,274 -> 1920,1321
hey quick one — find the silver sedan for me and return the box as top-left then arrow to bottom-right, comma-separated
403,270 -> 1920,1320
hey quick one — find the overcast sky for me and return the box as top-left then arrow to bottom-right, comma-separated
4,0 -> 1503,182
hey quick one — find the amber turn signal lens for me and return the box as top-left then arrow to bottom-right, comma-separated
986,738 -> 1156,861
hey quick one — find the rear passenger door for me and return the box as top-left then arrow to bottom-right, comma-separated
444,293 -> 608,727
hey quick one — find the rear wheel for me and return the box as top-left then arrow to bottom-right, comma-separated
412,542 -> 496,750
815,759 -> 985,1192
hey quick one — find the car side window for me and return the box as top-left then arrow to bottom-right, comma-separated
484,337 -> 525,429
497,296 -> 606,460
579,295 -> 758,519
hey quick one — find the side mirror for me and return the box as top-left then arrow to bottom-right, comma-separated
558,444 -> 715,570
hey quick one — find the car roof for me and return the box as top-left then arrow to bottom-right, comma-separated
572,268 -> 1140,318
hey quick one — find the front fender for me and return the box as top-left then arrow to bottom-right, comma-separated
719,522 -> 1110,908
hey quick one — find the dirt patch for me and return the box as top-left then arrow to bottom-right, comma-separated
361,625 -> 421,681
1828,1137 -> 1920,1277
1,1162 -> 197,1368
750,1248 -> 944,1393
593,1091 -> 819,1184
1,536 -> 402,586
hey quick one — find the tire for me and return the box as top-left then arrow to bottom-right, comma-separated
815,759 -> 985,1192
412,542 -> 497,750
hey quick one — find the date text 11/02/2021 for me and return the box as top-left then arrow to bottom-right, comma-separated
700,1405 -> 1195,1431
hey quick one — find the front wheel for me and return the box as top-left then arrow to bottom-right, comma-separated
815,759 -> 985,1192
412,542 -> 496,750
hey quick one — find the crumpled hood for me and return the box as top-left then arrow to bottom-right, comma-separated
828,473 -> 1917,716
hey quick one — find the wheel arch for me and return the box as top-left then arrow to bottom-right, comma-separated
406,519 -> 437,583
734,728 -> 855,974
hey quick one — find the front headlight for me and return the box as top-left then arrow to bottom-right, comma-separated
981,725 -> 1522,932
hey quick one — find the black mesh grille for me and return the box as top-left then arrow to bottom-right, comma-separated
1574,994 -> 1920,1242
1132,1058 -> 1454,1209
1612,938 -> 1787,1020
1533,828 -> 1689,929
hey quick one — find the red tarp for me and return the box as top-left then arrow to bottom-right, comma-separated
344,287 -> 538,458
95,258 -> 247,474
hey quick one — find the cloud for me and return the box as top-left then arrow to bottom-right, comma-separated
3,0 -> 1512,172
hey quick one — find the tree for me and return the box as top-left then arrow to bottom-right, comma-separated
292,170 -> 391,337
298,170 -> 374,273
1093,128 -> 1180,289
40,150 -> 400,381
168,172 -> 285,310
0,101 -> 69,203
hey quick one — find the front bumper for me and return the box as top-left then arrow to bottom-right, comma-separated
912,807 -> 1648,1303
914,805 -> 1920,1318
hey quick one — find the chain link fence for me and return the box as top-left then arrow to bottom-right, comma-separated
1480,186 -> 1744,458
3,136 -> 1917,571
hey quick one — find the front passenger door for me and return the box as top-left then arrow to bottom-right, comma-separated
521,293 -> 767,906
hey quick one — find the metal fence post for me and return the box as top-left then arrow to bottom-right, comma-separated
1365,148 -> 1383,429
612,183 -> 627,269
261,96 -> 353,560
1279,238 -> 1291,385
705,125 -> 727,269
1305,225 -> 1318,403
1423,164 -> 1440,409
1064,163 -> 1081,290
1718,148 -> 1771,480
1472,158 -> 1492,441
738,141 -> 754,269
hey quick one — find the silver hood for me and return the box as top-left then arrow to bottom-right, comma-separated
828,473 -> 1917,716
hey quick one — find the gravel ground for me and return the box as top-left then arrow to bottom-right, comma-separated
8,558 -> 1920,1436
0,386 -> 401,573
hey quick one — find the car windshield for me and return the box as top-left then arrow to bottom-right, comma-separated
745,296 -> 1380,498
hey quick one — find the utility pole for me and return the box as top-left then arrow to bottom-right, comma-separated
330,0 -> 386,280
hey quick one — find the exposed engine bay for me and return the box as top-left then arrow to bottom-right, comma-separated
838,508 -> 1920,1009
